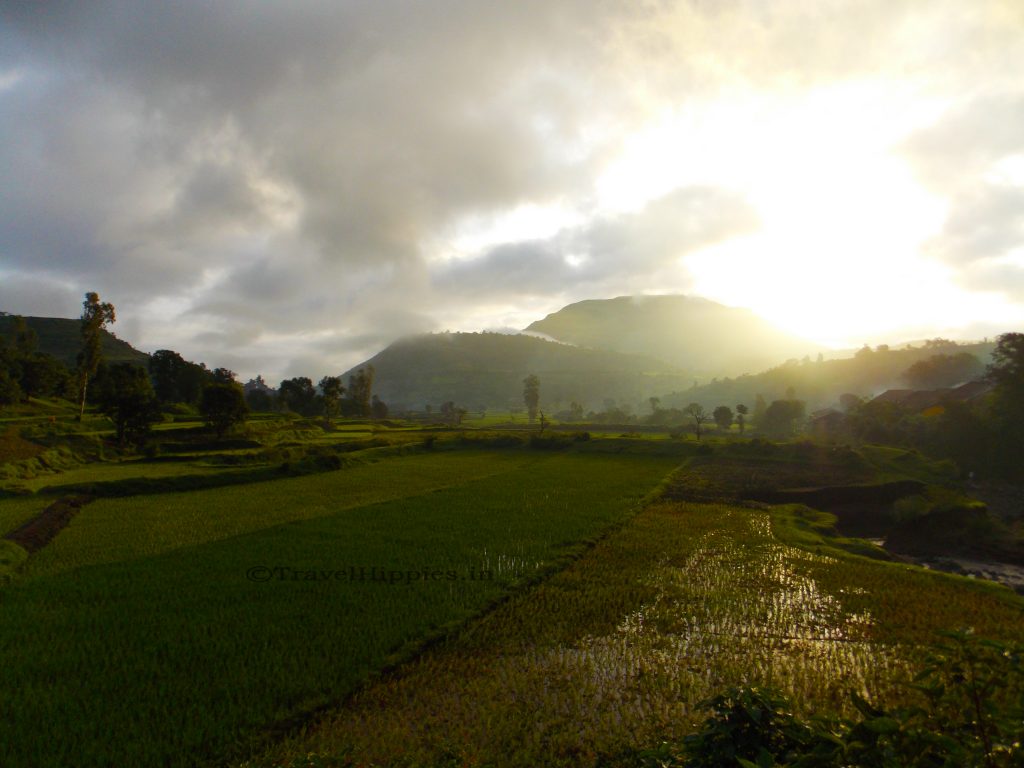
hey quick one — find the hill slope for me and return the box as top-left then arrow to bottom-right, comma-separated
0,314 -> 150,369
341,332 -> 691,411
661,340 -> 998,412
525,295 -> 822,375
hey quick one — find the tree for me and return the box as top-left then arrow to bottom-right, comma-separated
0,362 -> 21,407
95,363 -> 160,446
538,411 -> 549,433
903,353 -> 984,389
752,394 -> 767,427
149,349 -> 213,404
713,405 -> 733,432
735,403 -> 748,434
211,367 -> 237,384
371,394 -> 389,420
986,332 -> 1024,402
10,315 -> 37,358
762,399 -> 806,439
347,366 -> 374,417
200,381 -> 249,438
569,401 -> 584,421
244,375 -> 275,412
985,332 -> 1024,478
319,376 -> 344,423
75,292 -> 116,421
278,377 -> 318,416
685,402 -> 709,440
440,400 -> 464,426
649,396 -> 661,415
523,374 -> 540,422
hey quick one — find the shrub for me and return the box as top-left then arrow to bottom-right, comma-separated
683,631 -> 1024,768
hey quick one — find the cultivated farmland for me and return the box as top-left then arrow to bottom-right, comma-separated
0,447 -> 680,768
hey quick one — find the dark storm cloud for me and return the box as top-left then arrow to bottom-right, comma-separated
436,187 -> 760,297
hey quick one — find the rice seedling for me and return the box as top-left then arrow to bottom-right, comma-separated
0,450 -> 678,768
254,501 -> 1024,768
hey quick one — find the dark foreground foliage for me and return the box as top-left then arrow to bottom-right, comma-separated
674,630 -> 1024,768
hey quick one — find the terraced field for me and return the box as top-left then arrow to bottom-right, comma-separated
0,448 -> 680,768
251,500 -> 1024,767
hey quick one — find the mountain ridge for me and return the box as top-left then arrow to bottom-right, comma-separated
524,294 -> 824,376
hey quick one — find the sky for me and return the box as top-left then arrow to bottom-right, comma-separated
1,0 -> 1023,383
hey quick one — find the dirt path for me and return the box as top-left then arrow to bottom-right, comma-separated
3,495 -> 92,554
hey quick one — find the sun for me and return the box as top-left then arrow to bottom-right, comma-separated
594,81 -> 1021,345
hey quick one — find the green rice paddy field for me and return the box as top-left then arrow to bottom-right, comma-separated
0,448 -> 680,767
250,498 -> 1024,768
2,441 -> 1022,768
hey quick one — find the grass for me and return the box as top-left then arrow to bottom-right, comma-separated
13,455 -> 250,494
249,499 -> 1024,768
0,449 -> 680,768
0,540 -> 27,583
22,450 -> 539,579
0,495 -> 49,536
858,443 -> 960,484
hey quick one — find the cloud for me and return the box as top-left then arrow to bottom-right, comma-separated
436,186 -> 759,298
2,1 -> 1023,379
903,91 -> 1024,302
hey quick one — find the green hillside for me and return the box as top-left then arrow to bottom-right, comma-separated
525,294 -> 822,375
662,339 -> 998,412
0,314 -> 149,369
341,331 -> 691,411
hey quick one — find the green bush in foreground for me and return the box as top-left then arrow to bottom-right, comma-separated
680,630 -> 1024,768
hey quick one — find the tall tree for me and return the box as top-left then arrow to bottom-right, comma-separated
986,332 -> 1024,405
10,315 -> 37,358
200,381 -> 249,438
985,332 -> 1024,477
319,375 -> 344,423
685,402 -> 709,440
278,377 -> 318,416
347,366 -> 374,417
95,363 -> 161,447
523,373 -> 540,422
903,353 -> 983,389
370,394 -> 389,420
713,405 -> 733,431
76,292 -> 116,421
735,403 -> 748,434
752,394 -> 767,427
440,400 -> 465,426
149,349 -> 213,404
762,399 -> 806,439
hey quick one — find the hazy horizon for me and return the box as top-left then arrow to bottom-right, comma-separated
2,1 -> 1022,382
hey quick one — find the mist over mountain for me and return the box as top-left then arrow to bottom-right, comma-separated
340,331 -> 690,412
661,339 -> 998,413
525,295 -> 823,376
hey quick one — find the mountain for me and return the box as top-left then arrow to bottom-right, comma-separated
525,295 -> 823,376
0,314 -> 150,369
341,331 -> 691,412
660,339 -> 998,413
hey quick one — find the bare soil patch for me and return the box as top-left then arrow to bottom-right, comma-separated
3,495 -> 92,554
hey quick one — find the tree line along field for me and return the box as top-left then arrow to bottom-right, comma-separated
2,415 -> 1023,767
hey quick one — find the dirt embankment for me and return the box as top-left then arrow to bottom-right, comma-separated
745,480 -> 926,507
3,495 -> 92,554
